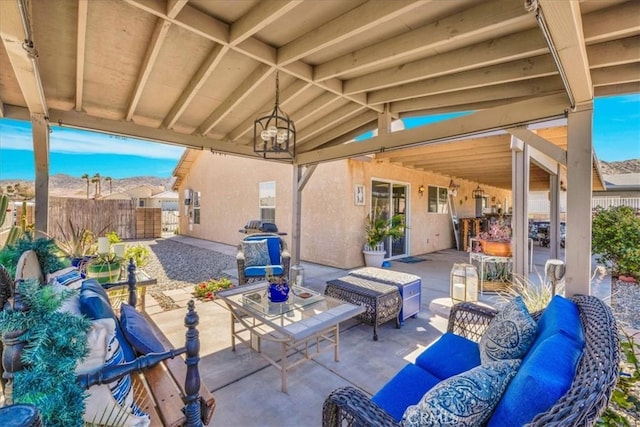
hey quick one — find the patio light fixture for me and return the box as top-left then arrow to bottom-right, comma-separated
472,185 -> 485,199
418,185 -> 425,198
253,72 -> 296,159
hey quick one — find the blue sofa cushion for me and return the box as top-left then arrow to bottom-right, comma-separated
244,265 -> 284,278
120,303 -> 167,355
372,363 -> 441,422
402,359 -> 520,427
531,295 -> 584,354
79,279 -> 136,362
479,296 -> 536,364
415,332 -> 481,380
488,332 -> 584,427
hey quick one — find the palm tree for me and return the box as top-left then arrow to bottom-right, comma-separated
92,173 -> 101,197
81,174 -> 90,199
104,176 -> 113,195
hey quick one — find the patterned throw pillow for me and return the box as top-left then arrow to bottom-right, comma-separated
479,296 -> 537,364
241,239 -> 270,267
402,359 -> 521,427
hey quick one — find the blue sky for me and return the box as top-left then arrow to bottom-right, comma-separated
0,94 -> 638,180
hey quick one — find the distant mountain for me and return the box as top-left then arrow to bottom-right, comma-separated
0,174 -> 175,199
599,159 -> 640,175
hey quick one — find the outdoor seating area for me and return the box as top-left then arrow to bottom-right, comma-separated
0,235 -> 628,426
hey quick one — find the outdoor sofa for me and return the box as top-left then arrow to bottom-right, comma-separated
323,294 -> 619,426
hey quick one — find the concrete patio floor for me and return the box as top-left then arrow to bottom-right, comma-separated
147,236 -> 600,427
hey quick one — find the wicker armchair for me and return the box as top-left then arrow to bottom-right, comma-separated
323,295 -> 620,427
236,233 -> 291,285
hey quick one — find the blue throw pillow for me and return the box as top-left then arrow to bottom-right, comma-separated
487,332 -> 584,427
479,296 -> 536,364
120,303 -> 167,355
415,332 -> 481,380
402,359 -> 521,427
241,239 -> 270,267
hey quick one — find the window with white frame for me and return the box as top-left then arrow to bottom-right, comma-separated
193,191 -> 201,224
259,181 -> 276,222
427,186 -> 449,213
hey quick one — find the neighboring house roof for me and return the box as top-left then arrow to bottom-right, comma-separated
150,190 -> 178,199
173,149 -> 200,191
603,173 -> 640,187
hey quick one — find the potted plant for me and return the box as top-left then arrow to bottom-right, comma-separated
476,216 -> 512,257
55,219 -> 103,266
363,213 -> 405,267
265,266 -> 289,302
85,252 -> 122,284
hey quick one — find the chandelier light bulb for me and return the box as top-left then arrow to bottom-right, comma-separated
267,126 -> 278,138
261,130 -> 271,141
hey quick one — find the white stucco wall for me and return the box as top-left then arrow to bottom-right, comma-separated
176,151 -> 511,269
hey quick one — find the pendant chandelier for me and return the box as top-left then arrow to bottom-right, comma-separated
253,72 -> 296,159
472,185 -> 485,199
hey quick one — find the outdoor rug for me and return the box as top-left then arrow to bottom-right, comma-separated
396,256 -> 427,263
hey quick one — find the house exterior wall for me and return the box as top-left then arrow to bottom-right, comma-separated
176,151 -> 511,269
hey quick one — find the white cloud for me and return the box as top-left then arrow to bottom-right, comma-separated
0,118 -> 184,160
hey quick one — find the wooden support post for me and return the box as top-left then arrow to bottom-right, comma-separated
31,114 -> 49,235
511,136 -> 530,277
183,300 -> 203,426
565,104 -> 593,296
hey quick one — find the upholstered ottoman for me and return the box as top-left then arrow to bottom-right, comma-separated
348,267 -> 421,325
325,276 -> 402,341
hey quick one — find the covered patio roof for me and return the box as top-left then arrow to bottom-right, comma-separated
1,0 -> 638,296
1,0 -> 637,175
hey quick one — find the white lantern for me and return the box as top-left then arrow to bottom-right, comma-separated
97,237 -> 110,255
450,263 -> 479,303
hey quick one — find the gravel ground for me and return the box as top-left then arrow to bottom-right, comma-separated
132,239 -> 235,310
611,280 -> 640,331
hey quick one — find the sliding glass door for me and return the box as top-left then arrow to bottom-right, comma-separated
371,180 -> 407,258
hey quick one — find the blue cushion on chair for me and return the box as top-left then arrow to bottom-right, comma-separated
488,332 -> 584,427
415,332 -> 481,380
371,363 -> 441,422
531,295 -> 584,354
244,265 -> 284,278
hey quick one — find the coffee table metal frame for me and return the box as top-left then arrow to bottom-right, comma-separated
217,282 -> 364,392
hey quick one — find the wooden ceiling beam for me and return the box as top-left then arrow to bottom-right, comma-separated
582,1 -> 640,44
297,103 -> 366,143
588,36 -> 640,69
375,135 -> 511,159
163,44 -> 229,130
297,93 -> 569,165
197,63 -> 273,136
228,79 -> 311,142
595,81 -> 640,97
75,0 -> 88,112
390,76 -> 565,114
230,0 -> 301,46
313,0 -> 528,81
0,0 -> 48,116
592,63 -> 640,87
44,108 -> 260,158
536,0 -> 593,105
346,28 -> 547,94
298,110 -> 378,152
126,18 -> 173,120
387,147 -> 511,165
369,55 -> 557,105
278,0 -> 425,65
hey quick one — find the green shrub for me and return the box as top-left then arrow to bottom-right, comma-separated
592,206 -> 640,278
123,244 -> 150,268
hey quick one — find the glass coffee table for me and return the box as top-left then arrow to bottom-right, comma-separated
216,282 -> 364,392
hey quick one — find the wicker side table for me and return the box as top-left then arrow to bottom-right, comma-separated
325,276 -> 402,341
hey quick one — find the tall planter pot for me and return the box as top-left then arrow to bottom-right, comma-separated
86,261 -> 121,284
363,244 -> 385,267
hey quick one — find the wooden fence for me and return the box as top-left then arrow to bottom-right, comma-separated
48,198 -> 138,240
